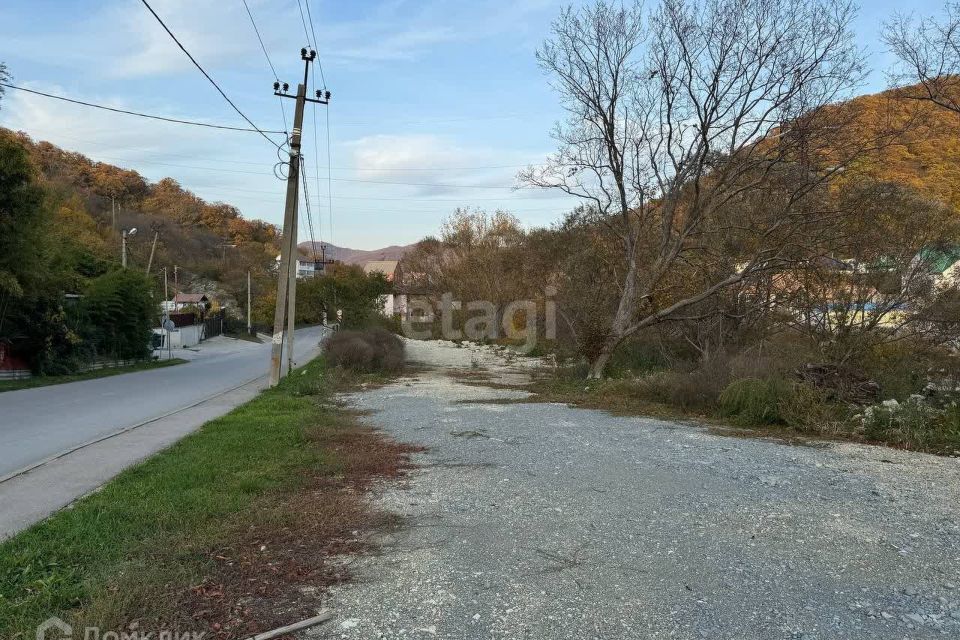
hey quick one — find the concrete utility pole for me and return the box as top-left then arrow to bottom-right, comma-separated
286,224 -> 298,375
163,266 -> 171,359
247,270 -> 252,336
121,227 -> 137,268
268,48 -> 330,386
145,230 -> 159,275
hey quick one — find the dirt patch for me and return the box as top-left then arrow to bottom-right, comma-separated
449,429 -> 490,439
177,420 -> 425,640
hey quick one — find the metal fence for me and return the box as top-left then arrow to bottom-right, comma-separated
203,311 -> 225,340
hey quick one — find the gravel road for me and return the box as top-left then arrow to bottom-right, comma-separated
316,340 -> 960,640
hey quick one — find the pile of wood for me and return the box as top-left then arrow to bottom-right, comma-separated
795,363 -> 881,403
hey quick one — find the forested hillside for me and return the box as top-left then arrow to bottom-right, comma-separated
836,85 -> 960,211
0,127 -> 282,372
3,128 -> 282,293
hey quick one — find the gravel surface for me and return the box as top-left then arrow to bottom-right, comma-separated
313,339 -> 960,640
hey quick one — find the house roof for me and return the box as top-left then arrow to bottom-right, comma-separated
920,245 -> 960,274
363,260 -> 400,281
173,293 -> 210,303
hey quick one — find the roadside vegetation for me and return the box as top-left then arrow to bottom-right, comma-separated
0,346 -> 417,640
0,358 -> 186,393
523,330 -> 960,456
397,0 -> 960,456
325,328 -> 405,373
0,133 -> 160,375
251,262 -> 392,331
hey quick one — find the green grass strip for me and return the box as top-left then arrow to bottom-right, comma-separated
0,359 -> 338,638
0,359 -> 188,393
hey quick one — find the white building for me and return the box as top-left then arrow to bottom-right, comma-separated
275,255 -> 325,279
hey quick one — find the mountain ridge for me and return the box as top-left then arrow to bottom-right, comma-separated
297,241 -> 412,265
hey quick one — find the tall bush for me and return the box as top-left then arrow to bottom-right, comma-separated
81,270 -> 155,360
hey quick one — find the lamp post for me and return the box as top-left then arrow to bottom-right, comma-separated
121,227 -> 138,268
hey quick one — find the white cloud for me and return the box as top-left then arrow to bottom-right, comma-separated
2,82 -> 222,157
106,0 -> 251,78
2,0 -> 268,79
347,134 -> 473,176
342,132 -> 571,206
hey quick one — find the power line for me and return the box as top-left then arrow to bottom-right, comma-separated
20,121 -> 554,172
0,83 -> 287,134
51,136 -> 536,170
199,186 -> 565,202
325,87 -> 335,255
295,0 -> 313,49
82,153 -> 535,190
239,0 -> 289,134
20,130 -> 540,170
138,0 -> 284,151
303,1 -> 326,89
241,0 -> 279,79
299,154 -> 321,262
307,42 -> 333,259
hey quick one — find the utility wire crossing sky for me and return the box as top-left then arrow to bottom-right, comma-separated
0,0 -> 938,249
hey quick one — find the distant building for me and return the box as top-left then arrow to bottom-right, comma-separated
172,293 -> 211,310
363,260 -> 404,316
275,255 -> 328,279
297,259 -> 322,278
919,245 -> 960,291
363,260 -> 400,282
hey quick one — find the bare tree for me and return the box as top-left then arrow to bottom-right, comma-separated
883,3 -> 960,115
521,0 -> 867,377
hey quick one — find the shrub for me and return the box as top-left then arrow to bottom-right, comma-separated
719,377 -> 797,425
629,357 -> 731,412
856,396 -> 960,452
606,334 -> 682,377
859,340 -> 942,400
777,382 -> 849,432
946,403 -> 960,432
325,328 -> 405,373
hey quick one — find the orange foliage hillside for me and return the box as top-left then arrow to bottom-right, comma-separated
836,85 -> 960,211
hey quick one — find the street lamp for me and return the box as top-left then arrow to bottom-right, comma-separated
122,227 -> 137,268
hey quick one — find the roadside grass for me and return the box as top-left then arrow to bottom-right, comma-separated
523,369 -> 960,456
0,358 -> 419,640
0,359 -> 187,393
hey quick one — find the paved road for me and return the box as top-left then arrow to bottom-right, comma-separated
319,340 -> 960,640
0,326 -> 327,479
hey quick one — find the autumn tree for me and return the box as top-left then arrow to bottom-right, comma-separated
404,209 -> 528,311
521,0 -> 867,377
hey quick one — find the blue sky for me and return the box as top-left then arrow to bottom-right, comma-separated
0,0 -> 945,250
